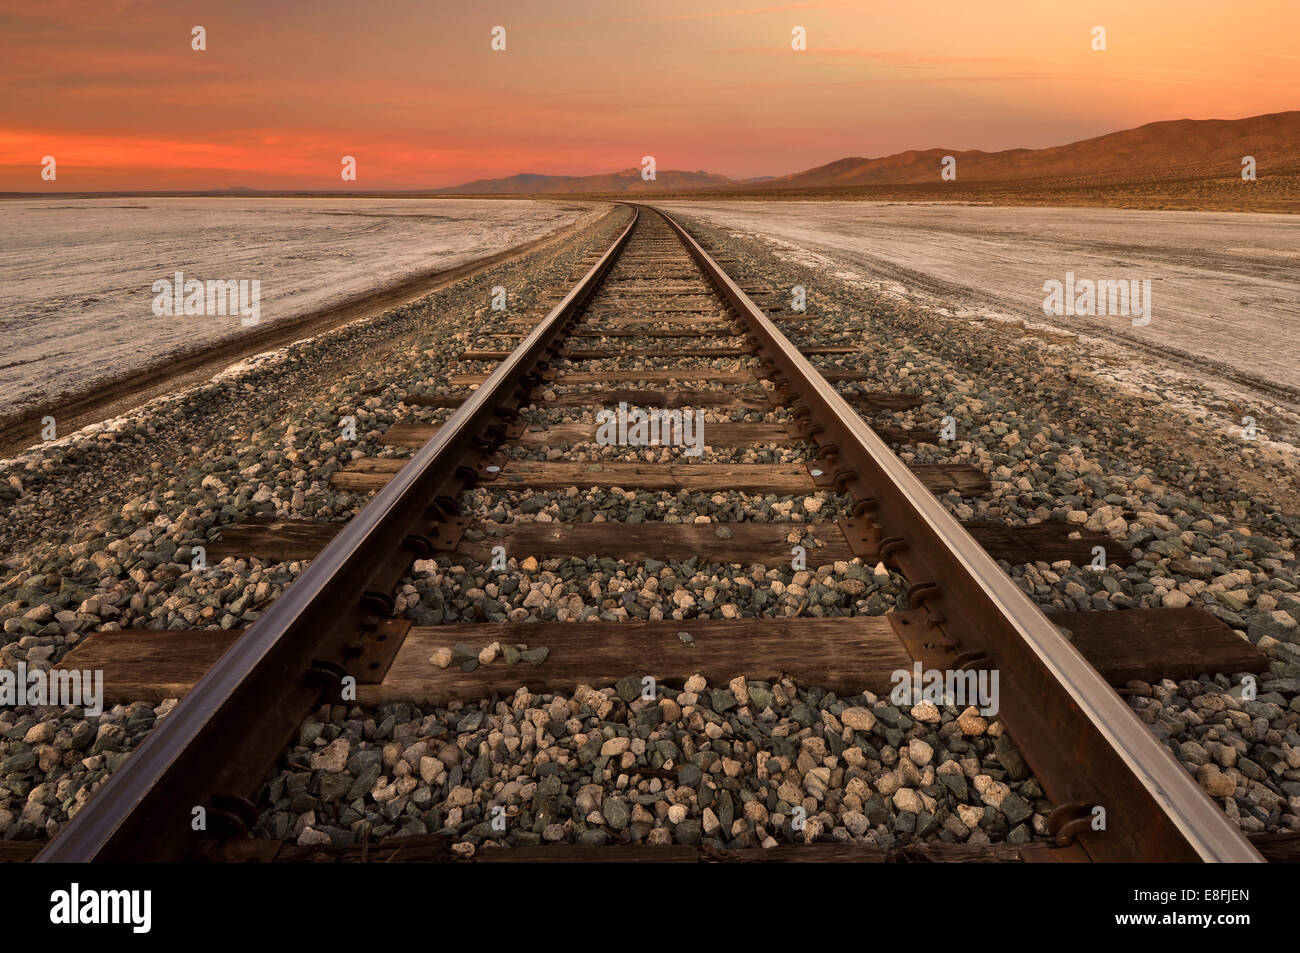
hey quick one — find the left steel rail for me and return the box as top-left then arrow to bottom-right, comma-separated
35,206 -> 640,862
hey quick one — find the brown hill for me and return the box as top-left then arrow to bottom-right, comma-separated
432,112 -> 1300,210
757,111 -> 1300,189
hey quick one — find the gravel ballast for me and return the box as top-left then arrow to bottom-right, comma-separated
258,678 -> 1038,853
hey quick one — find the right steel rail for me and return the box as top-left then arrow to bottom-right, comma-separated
657,205 -> 1263,863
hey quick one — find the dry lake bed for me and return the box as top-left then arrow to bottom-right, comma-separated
0,197 -> 588,421
660,200 -> 1300,406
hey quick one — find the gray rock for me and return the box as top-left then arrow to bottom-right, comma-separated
603,796 -> 630,830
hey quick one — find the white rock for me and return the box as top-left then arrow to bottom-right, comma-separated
310,738 -> 349,772
892,788 -> 924,814
910,701 -> 941,723
600,737 -> 630,757
841,707 -> 876,731
419,756 -> 444,784
956,706 -> 988,735
729,676 -> 749,706
907,738 -> 934,767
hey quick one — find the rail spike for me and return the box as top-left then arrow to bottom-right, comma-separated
1046,800 -> 1098,847
360,589 -> 395,617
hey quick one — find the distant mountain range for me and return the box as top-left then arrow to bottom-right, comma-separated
439,168 -> 741,194
438,111 -> 1300,195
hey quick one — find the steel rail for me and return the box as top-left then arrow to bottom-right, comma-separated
35,207 -> 641,862
654,204 -> 1263,863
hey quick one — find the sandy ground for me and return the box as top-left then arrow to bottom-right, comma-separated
657,201 -> 1300,406
0,197 -> 587,417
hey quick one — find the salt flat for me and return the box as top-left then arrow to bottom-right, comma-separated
0,197 -> 585,415
659,201 -> 1300,400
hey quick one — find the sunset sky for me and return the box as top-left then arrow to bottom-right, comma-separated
1,0 -> 1297,191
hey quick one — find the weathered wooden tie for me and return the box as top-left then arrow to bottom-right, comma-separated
449,370 -> 761,386
57,606 -> 1266,708
401,386 -> 920,414
382,419 -> 935,450
385,420 -> 797,449
209,515 -> 1130,570
458,346 -> 855,360
331,458 -> 991,495
400,388 -> 773,411
484,327 -> 738,339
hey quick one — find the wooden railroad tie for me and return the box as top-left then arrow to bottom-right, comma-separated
457,346 -> 857,360
446,369 -> 878,386
6,829 -> 1294,864
329,458 -> 991,495
217,830 -> 1300,864
400,387 -> 922,413
381,420 -> 937,451
57,608 -> 1266,710
449,370 -> 762,386
205,516 -> 1131,569
402,388 -> 775,411
483,327 -> 741,339
519,309 -> 820,322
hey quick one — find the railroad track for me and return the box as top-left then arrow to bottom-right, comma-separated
35,205 -> 1269,863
